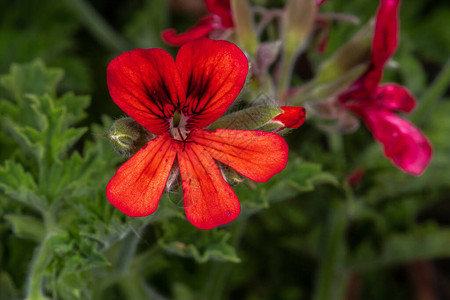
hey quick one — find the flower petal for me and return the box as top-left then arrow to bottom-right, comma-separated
190,129 -> 288,182
363,0 -> 400,92
177,142 -> 240,230
161,16 -> 215,46
362,108 -> 432,175
205,0 -> 233,27
107,48 -> 185,134
106,133 -> 177,216
273,106 -> 306,128
375,84 -> 416,113
176,38 -> 248,129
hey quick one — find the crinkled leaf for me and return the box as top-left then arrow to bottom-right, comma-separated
0,59 -> 63,103
0,160 -> 46,210
158,218 -> 240,263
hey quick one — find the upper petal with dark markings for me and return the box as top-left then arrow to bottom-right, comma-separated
107,48 -> 185,134
175,39 -> 248,129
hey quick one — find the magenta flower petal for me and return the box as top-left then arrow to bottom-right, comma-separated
362,108 -> 432,175
375,84 -> 416,113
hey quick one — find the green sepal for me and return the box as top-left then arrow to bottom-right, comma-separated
209,105 -> 283,130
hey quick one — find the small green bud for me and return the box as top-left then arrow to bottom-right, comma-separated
108,117 -> 154,157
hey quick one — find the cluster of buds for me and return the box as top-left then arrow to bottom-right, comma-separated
160,0 -> 431,175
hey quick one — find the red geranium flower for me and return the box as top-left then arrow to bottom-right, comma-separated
161,0 -> 233,46
106,38 -> 288,229
273,106 -> 306,131
339,0 -> 432,175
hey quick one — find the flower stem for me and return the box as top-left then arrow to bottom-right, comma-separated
277,50 -> 296,104
61,0 -> 131,52
411,58 -> 450,125
25,238 -> 52,300
312,203 -> 348,300
202,219 -> 247,300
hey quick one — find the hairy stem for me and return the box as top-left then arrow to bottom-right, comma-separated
313,203 -> 348,300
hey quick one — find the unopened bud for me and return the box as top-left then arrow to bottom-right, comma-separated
314,20 -> 374,85
282,0 -> 316,55
259,106 -> 306,133
108,117 -> 154,157
231,0 -> 259,56
209,106 -> 283,130
272,106 -> 306,129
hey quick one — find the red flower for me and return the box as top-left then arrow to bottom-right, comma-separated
272,106 -> 306,130
161,0 -> 233,46
339,0 -> 432,175
106,38 -> 288,229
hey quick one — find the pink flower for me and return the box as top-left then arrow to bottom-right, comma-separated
161,0 -> 233,46
106,38 -> 288,229
339,0 -> 432,175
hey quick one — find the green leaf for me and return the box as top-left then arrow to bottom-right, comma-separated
236,159 -> 338,209
158,218 -> 240,263
0,272 -> 19,300
0,59 -> 63,103
0,160 -> 46,210
350,224 -> 450,270
4,215 -> 45,241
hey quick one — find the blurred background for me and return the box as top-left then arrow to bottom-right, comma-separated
0,0 -> 449,299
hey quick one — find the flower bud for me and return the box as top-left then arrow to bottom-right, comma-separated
108,117 -> 154,157
314,20 -> 374,85
209,105 -> 283,130
259,106 -> 306,133
282,0 -> 316,56
231,0 -> 259,56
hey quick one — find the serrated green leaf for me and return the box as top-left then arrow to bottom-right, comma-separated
5,215 -> 45,241
0,160 -> 46,210
0,60 -> 63,102
159,218 -> 240,263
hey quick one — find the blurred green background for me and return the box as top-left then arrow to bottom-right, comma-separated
0,0 -> 449,299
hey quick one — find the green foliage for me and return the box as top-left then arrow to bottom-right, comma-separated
159,218 -> 240,263
237,159 -> 338,209
0,0 -> 449,299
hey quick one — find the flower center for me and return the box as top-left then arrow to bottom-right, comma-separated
170,110 -> 190,142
